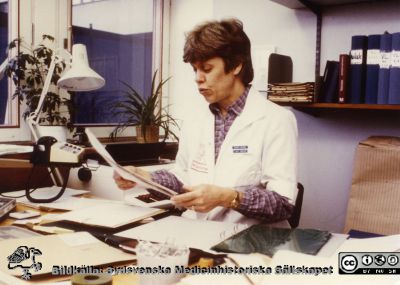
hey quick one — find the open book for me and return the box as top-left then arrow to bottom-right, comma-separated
85,128 -> 176,204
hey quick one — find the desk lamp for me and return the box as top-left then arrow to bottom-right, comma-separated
28,44 -> 105,141
26,43 -> 105,203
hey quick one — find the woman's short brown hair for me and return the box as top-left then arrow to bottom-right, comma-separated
183,18 -> 254,86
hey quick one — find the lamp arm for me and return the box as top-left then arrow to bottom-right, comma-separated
0,58 -> 8,80
31,54 -> 59,123
26,53 -> 59,141
30,48 -> 72,123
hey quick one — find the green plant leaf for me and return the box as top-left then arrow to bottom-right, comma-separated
3,35 -> 71,126
109,70 -> 179,141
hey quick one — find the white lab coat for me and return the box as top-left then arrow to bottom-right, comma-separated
170,88 -> 298,227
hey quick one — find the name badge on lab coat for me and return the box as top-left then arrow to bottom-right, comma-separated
232,145 -> 248,153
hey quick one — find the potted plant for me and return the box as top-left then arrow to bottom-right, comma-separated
110,70 -> 179,143
5,35 -> 73,139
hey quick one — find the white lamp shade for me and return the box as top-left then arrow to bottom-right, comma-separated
57,44 -> 105,91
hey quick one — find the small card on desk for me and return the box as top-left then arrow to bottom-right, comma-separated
9,210 -> 40,220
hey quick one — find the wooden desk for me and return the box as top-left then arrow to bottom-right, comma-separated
0,203 -> 139,285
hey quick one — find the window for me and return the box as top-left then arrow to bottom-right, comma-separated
71,0 -> 163,125
0,0 -> 9,125
0,0 -> 18,128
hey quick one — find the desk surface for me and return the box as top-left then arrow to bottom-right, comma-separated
0,203 -> 139,285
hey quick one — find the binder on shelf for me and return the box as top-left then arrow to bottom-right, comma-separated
364,34 -> 381,104
338,54 -> 350,103
319,60 -> 339,103
348,35 -> 368,103
388,32 -> 400,104
377,33 -> 392,104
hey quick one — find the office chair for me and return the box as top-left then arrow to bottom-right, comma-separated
288,183 -> 304,228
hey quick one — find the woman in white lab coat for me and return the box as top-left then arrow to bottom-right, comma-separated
114,19 -> 298,227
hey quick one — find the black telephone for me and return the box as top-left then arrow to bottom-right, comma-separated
31,136 -> 84,166
27,136 -> 85,203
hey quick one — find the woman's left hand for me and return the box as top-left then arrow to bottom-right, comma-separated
171,184 -> 236,212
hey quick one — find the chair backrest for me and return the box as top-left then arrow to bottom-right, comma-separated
288,183 -> 304,228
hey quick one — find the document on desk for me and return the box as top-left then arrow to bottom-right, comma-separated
4,186 -> 89,210
53,202 -> 164,228
23,196 -> 120,211
85,128 -> 176,197
0,232 -> 135,278
0,144 -> 33,156
334,234 -> 400,253
115,215 -> 249,251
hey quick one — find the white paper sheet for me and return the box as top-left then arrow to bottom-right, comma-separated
58,231 -> 100,247
53,202 -> 164,228
85,128 -> 175,197
334,234 -> 400,253
116,215 -> 249,251
0,144 -> 33,156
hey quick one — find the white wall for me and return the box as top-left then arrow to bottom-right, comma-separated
168,0 -> 400,232
167,0 -> 214,123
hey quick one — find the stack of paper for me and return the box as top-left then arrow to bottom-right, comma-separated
267,82 -> 314,103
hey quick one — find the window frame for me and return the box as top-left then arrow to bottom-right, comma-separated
0,0 -> 20,130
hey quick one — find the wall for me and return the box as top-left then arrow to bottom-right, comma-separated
168,0 -> 400,232
295,0 -> 400,232
167,0 -> 214,123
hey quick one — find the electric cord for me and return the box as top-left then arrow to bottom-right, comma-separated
0,168 -> 56,199
25,164 -> 71,203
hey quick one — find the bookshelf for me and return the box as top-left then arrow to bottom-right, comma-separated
278,103 -> 400,110
269,0 -> 399,112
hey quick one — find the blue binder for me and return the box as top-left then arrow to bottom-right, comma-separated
319,61 -> 339,103
348,35 -> 368,103
388,32 -> 400,104
377,33 -> 392,104
364,34 -> 381,104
